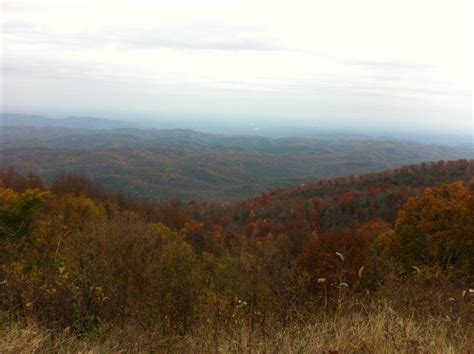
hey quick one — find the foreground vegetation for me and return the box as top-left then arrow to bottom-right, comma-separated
2,298 -> 472,353
0,160 -> 473,352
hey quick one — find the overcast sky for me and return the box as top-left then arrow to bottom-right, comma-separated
1,0 -> 472,134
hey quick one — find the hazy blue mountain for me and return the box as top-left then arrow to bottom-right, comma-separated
0,113 -> 138,130
1,124 -> 472,200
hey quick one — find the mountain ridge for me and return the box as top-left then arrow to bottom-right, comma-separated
0,113 -> 138,130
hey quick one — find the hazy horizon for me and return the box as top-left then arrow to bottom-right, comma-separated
1,0 -> 472,136
2,111 -> 472,148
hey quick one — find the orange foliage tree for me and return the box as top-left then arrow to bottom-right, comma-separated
394,181 -> 473,273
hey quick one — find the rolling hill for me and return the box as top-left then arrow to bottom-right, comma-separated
1,123 -> 472,199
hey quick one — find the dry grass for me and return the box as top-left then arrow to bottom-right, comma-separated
1,301 -> 472,353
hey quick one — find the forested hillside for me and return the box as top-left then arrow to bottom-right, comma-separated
185,159 -> 474,235
1,125 -> 472,200
1,160 -> 473,352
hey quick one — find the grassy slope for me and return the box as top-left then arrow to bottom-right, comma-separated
2,301 -> 472,353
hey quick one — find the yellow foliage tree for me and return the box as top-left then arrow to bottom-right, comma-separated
0,187 -> 49,240
394,182 -> 473,273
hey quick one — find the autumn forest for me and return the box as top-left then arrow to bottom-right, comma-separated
0,159 -> 473,352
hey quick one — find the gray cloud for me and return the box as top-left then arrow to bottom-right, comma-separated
120,25 -> 282,51
351,59 -> 432,72
2,21 -> 281,52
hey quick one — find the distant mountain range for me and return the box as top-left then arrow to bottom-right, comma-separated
1,113 -> 472,200
0,113 -> 139,130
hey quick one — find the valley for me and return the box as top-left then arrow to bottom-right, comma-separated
1,115 -> 472,200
